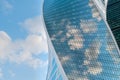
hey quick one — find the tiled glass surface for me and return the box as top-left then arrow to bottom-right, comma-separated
44,0 -> 120,80
46,35 -> 64,80
107,0 -> 120,48
47,57 -> 64,80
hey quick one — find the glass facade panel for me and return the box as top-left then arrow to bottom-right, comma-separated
107,0 -> 120,48
43,0 -> 120,80
46,31 -> 66,80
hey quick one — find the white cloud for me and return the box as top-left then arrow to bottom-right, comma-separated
0,16 -> 48,69
0,68 -> 3,79
66,25 -> 84,50
0,31 -> 11,47
87,62 -> 102,75
19,16 -> 46,38
68,75 -> 88,80
80,19 -> 97,33
50,19 -> 84,50
0,0 -> 13,13
60,56 -> 70,64
80,0 -> 103,76
89,0 -> 102,21
84,39 -> 102,75
0,31 -> 11,61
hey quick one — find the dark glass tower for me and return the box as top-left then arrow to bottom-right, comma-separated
43,0 -> 120,80
107,0 -> 120,48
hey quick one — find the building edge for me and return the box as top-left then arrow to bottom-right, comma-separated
41,0 -> 69,80
93,0 -> 120,56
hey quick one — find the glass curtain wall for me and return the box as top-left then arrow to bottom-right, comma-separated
43,0 -> 120,80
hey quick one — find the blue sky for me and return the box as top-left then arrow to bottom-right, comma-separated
0,0 -> 48,80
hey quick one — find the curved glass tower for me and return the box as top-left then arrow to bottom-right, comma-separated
43,0 -> 120,80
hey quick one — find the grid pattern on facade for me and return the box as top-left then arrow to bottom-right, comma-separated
44,0 -> 120,80
107,0 -> 120,48
46,32 -> 65,80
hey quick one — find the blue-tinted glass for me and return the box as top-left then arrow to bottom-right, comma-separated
44,0 -> 120,80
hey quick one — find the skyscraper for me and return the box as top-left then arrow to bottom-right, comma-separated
43,0 -> 120,80
107,0 -> 120,49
